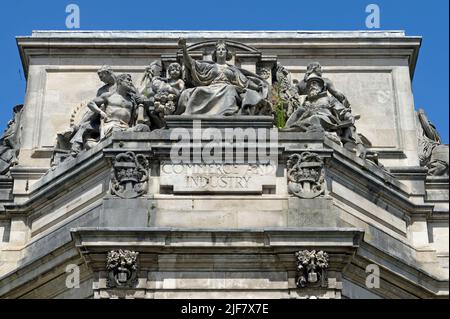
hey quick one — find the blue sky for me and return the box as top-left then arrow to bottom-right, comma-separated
0,0 -> 448,142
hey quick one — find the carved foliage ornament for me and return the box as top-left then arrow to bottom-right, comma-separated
110,152 -> 149,199
287,152 -> 325,199
106,250 -> 139,288
295,250 -> 329,288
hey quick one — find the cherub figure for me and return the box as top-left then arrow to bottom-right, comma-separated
154,63 -> 185,116
138,61 -> 186,129
167,62 -> 185,94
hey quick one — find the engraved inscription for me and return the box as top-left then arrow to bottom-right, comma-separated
160,162 -> 277,194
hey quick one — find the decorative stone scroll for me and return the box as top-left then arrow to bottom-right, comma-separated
106,250 -> 139,288
295,250 -> 329,288
287,152 -> 325,199
110,152 -> 149,199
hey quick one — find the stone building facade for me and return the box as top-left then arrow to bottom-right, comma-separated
0,31 -> 448,299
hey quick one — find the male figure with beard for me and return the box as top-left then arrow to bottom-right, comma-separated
69,66 -> 117,155
296,62 -> 351,108
88,73 -> 138,137
284,74 -> 353,132
283,73 -> 362,152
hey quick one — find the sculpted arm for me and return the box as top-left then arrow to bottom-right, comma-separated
178,38 -> 194,71
88,94 -> 108,120
246,79 -> 260,91
233,69 -> 264,92
325,79 -> 350,107
178,79 -> 185,92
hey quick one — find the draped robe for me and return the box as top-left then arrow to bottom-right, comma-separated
176,60 -> 268,116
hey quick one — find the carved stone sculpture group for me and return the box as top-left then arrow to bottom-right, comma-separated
1,38 -> 447,181
55,39 -> 378,165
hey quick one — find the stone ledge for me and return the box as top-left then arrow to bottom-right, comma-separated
28,30 -> 410,38
71,227 -> 363,250
165,115 -> 274,129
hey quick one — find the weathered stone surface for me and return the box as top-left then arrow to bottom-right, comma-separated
165,115 -> 274,129
288,197 -> 348,228
100,197 -> 152,228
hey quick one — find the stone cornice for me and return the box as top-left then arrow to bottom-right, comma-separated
16,30 -> 421,79
71,227 -> 363,273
